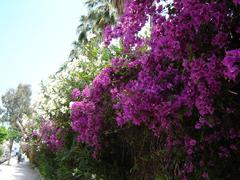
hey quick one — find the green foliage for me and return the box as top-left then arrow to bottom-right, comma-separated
36,36 -> 123,127
0,84 -> 32,134
78,0 -> 117,42
29,35 -> 128,179
0,127 -> 8,144
69,0 -> 120,59
0,146 -> 3,157
155,175 -> 171,180
7,128 -> 21,142
54,133 -> 96,180
35,148 -> 57,180
27,1 -> 157,179
33,132 -> 99,180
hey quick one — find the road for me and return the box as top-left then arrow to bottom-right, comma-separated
0,156 -> 41,180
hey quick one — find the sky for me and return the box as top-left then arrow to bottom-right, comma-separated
0,0 -> 87,101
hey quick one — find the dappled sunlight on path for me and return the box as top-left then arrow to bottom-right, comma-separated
0,156 -> 41,180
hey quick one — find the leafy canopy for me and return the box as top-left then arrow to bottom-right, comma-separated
1,84 -> 32,135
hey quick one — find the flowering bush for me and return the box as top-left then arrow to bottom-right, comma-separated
36,120 -> 63,151
26,0 -> 240,179
70,0 -> 240,179
26,36 -> 127,179
35,55 -> 96,121
70,67 -> 113,150
35,36 -> 122,124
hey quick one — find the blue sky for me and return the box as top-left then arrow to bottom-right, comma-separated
0,0 -> 87,100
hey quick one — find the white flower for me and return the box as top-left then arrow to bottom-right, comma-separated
60,106 -> 68,114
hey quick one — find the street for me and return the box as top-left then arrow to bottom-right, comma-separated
0,156 -> 41,180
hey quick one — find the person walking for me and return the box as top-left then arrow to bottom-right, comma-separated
17,151 -> 22,164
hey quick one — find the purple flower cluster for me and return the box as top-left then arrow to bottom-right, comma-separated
71,0 -> 240,178
223,49 -> 240,81
31,130 -> 39,137
70,68 -> 112,150
38,120 -> 63,151
71,88 -> 81,100
233,0 -> 240,6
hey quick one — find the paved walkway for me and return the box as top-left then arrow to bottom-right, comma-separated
0,156 -> 41,180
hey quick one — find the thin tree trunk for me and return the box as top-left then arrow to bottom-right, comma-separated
7,139 -> 13,165
16,120 -> 25,134
112,0 -> 125,15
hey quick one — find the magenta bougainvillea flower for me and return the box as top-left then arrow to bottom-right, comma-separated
38,120 -> 63,151
223,49 -> 240,81
70,0 -> 240,178
71,88 -> 81,100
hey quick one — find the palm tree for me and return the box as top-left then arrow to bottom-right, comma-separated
78,0 -> 118,42
69,0 -> 125,59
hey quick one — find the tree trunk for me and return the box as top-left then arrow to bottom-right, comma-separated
112,0 -> 125,15
7,139 -> 13,165
16,120 -> 26,134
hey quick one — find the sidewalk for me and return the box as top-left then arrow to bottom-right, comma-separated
0,156 -> 41,180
